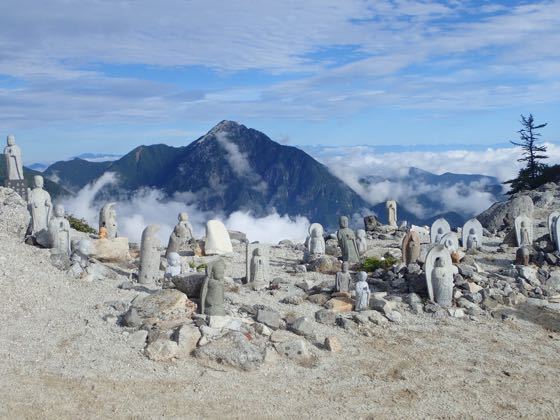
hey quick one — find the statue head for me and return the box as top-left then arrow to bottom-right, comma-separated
6,135 -> 15,146
437,227 -> 443,234
209,258 -> 226,280
357,271 -> 367,282
255,247 -> 262,257
435,257 -> 444,268
469,228 -> 475,235
34,175 -> 44,189
53,204 -> 65,218
311,227 -> 320,238
339,216 -> 349,229
167,252 -> 181,267
179,212 -> 189,222
357,229 -> 366,239
342,261 -> 349,272
521,221 -> 526,228
76,239 -> 92,256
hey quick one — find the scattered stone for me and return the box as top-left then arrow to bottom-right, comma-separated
308,293 -> 330,306
176,324 -> 202,357
282,295 -> 304,305
315,309 -> 337,326
324,336 -> 342,352
194,331 -> 264,371
128,330 -> 148,349
386,311 -> 402,323
447,308 -> 465,318
123,307 -> 142,328
290,317 -> 317,340
275,339 -> 316,367
256,308 -> 281,330
145,339 -> 178,361
324,297 -> 353,313
131,289 -> 197,328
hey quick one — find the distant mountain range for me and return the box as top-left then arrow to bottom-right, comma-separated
31,121 -> 504,228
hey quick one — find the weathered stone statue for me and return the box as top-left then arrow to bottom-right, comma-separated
70,239 -> 93,277
27,175 -> 52,236
99,203 -> 118,239
548,211 -> 560,249
139,225 -> 161,284
439,232 -> 459,253
425,245 -> 454,308
430,218 -> 451,244
48,204 -> 71,256
462,218 -> 483,250
356,229 -> 367,255
204,220 -> 233,255
354,271 -> 370,311
386,200 -> 397,227
165,252 -> 182,279
247,245 -> 269,290
4,135 -> 24,181
364,215 -> 380,232
337,216 -> 359,264
166,212 -> 194,258
516,246 -> 530,266
308,223 -> 325,255
335,262 -> 352,292
514,215 -> 533,247
402,230 -> 421,264
200,259 -> 226,316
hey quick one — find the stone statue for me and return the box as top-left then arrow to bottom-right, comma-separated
27,175 -> 52,236
335,262 -> 352,292
402,230 -> 421,264
4,135 -> 24,181
354,271 -> 370,311
430,218 -> 451,244
548,211 -> 560,249
70,239 -> 93,277
48,204 -> 71,256
337,216 -> 359,264
386,200 -> 397,227
364,215 -> 380,232
200,259 -> 226,316
166,212 -> 194,258
516,246 -> 530,266
138,225 -> 161,284
356,229 -> 367,255
462,218 -> 483,250
514,215 -> 533,247
165,252 -> 182,278
204,220 -> 233,255
308,223 -> 325,255
99,203 -> 118,239
439,232 -> 459,253
245,244 -> 270,290
425,245 -> 454,308
99,225 -> 108,239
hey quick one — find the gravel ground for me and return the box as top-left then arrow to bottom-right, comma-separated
1,192 -> 560,418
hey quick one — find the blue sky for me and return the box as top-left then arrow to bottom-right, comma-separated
0,0 -> 558,162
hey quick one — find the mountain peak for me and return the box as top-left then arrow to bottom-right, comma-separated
208,120 -> 245,135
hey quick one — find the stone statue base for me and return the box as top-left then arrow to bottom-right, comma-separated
4,179 -> 28,201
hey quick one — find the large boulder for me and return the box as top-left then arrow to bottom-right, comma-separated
90,237 -> 131,262
477,195 -> 534,232
194,331 -> 265,371
172,273 -> 206,298
0,187 -> 30,240
130,289 -> 197,328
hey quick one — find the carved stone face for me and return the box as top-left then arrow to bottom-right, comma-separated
357,271 -> 367,282
255,247 -> 262,257
179,212 -> 189,222
342,262 -> 349,272
339,216 -> 349,229
469,228 -> 475,235
211,260 -> 226,279
435,257 -> 443,268
7,135 -> 15,146
34,175 -> 44,189
54,204 -> 65,218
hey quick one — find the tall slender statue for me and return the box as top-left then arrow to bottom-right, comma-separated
27,176 -> 52,236
200,259 -> 226,316
99,203 -> 118,239
356,229 -> 367,255
48,204 -> 71,256
386,200 -> 397,228
138,225 -> 161,284
308,223 -> 325,256
165,212 -> 194,258
354,271 -> 371,311
402,230 -> 421,264
4,135 -> 24,181
337,216 -> 360,264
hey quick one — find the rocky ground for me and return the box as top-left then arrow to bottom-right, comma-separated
1,186 -> 560,419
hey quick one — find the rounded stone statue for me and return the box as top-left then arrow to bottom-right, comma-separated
200,259 -> 226,316
70,238 -> 93,277
335,262 -> 352,293
425,245 -> 454,308
249,247 -> 268,290
386,200 -> 397,228
308,223 -> 325,255
514,215 -> 533,247
439,232 -> 459,253
515,246 -> 530,266
462,218 -> 483,250
430,218 -> 451,244
4,135 -> 24,181
165,252 -> 182,278
548,211 -> 560,250
165,212 -> 194,258
354,271 -> 371,311
356,229 -> 367,255
27,175 -> 52,236
99,203 -> 118,239
48,204 -> 71,256
337,216 -> 359,264
138,225 -> 161,284
402,230 -> 421,264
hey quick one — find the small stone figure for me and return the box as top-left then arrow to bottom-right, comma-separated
335,262 -> 352,293
425,245 -> 454,308
356,229 -> 367,255
462,218 -> 483,250
440,232 -> 459,253
70,239 -> 93,277
99,203 -> 118,239
4,135 -> 24,181
165,252 -> 182,278
166,212 -> 194,258
514,215 -> 533,247
138,225 -> 161,284
27,175 -> 52,236
354,271 -> 371,311
430,218 -> 451,244
337,216 -> 360,264
386,200 -> 397,228
248,246 -> 269,290
364,215 -> 380,232
48,204 -> 71,256
402,230 -> 421,264
308,223 -> 325,256
516,246 -> 530,266
200,259 -> 226,316
466,228 -> 480,250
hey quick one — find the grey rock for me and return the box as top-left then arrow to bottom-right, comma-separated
194,331 -> 264,371
386,311 -> 403,323
172,273 -> 206,298
123,307 -> 142,328
145,339 -> 178,361
307,293 -> 330,306
275,339 -> 316,367
175,324 -> 202,357
478,194 -> 534,231
366,310 -> 389,325
315,309 -> 337,326
282,295 -> 304,305
336,316 -> 357,330
256,308 -> 281,330
128,330 -> 148,349
290,317 -> 317,340
369,297 -> 393,316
